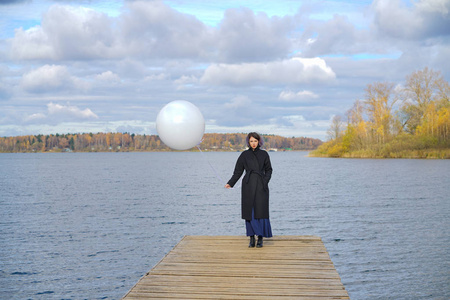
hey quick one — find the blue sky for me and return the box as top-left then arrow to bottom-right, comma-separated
0,0 -> 449,140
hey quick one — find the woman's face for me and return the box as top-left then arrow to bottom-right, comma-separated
249,136 -> 259,149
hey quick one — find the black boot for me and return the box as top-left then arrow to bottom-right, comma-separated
256,236 -> 263,248
249,235 -> 256,247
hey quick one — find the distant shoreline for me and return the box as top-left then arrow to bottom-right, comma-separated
0,132 -> 322,153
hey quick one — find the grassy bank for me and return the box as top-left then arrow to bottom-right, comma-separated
309,135 -> 450,159
310,148 -> 450,159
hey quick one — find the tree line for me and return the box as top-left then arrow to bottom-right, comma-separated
0,132 -> 322,153
311,67 -> 450,158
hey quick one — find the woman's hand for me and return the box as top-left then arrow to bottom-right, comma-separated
224,184 -> 231,189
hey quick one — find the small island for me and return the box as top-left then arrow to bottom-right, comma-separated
310,68 -> 450,159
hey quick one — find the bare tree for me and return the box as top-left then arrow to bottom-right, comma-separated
401,67 -> 446,133
327,115 -> 343,141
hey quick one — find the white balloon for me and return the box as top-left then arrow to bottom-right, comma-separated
156,100 -> 205,150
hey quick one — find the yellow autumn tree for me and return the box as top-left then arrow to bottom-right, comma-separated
313,67 -> 450,158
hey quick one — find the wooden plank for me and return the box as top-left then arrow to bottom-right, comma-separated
122,236 -> 349,299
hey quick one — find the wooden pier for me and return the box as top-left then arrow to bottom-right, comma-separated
122,235 -> 349,299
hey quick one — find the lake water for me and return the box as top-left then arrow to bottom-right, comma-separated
1,152 -> 449,300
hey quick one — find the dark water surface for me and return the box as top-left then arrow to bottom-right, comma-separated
1,152 -> 449,299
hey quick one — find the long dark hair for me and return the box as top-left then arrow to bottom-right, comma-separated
246,132 -> 264,147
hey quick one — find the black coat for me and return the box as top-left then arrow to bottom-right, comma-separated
227,147 -> 273,220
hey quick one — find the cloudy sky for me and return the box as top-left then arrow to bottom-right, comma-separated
1,0 -> 449,140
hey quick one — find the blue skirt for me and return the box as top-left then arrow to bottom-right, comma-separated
245,209 -> 272,237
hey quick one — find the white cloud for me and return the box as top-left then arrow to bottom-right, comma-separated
4,1 -> 294,63
224,95 -> 252,109
416,0 -> 450,14
279,90 -> 319,101
47,102 -> 98,119
96,71 -> 121,82
119,0 -> 212,59
144,73 -> 168,81
216,7 -> 294,62
200,57 -> 335,86
23,113 -> 46,123
282,114 -> 306,123
7,1 -> 216,61
21,65 -> 71,92
9,5 -> 115,60
299,14 -> 373,57
21,64 -> 89,93
174,75 -> 199,90
372,0 -> 450,40
9,26 -> 53,60
23,102 -> 98,125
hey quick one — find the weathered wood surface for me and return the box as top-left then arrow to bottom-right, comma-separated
122,235 -> 349,299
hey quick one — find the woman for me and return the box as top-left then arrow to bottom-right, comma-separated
225,132 -> 273,248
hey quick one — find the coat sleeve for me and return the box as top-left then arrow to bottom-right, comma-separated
227,153 -> 245,187
263,152 -> 273,185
